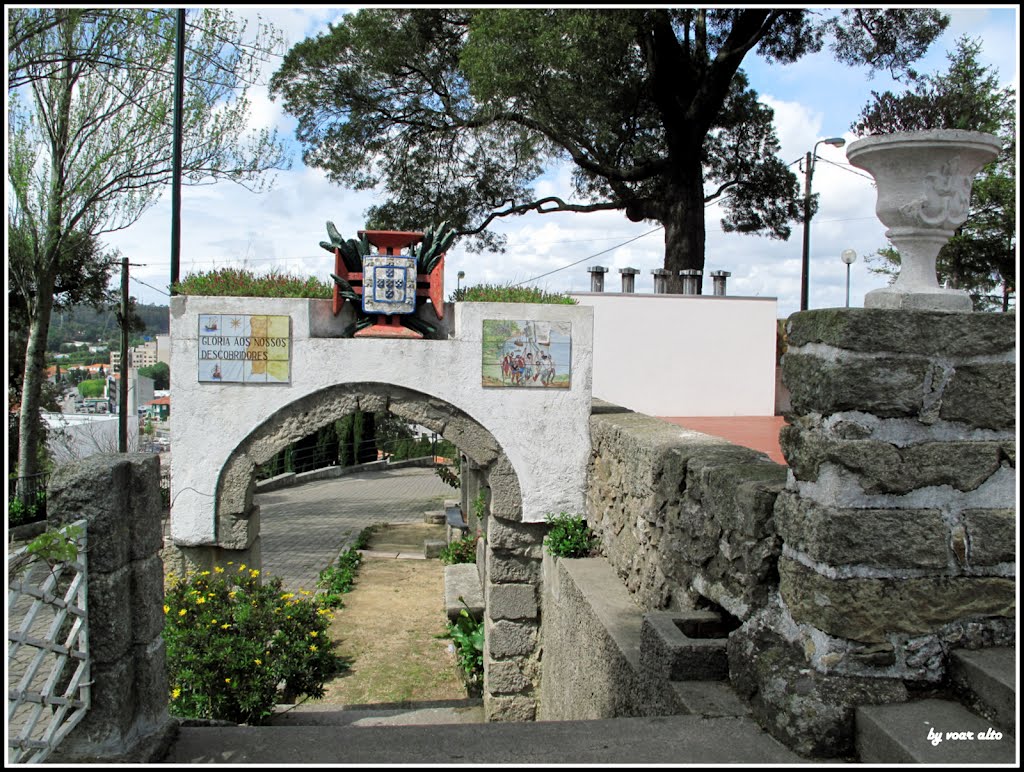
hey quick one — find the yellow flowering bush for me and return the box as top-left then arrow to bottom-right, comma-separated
163,567 -> 346,724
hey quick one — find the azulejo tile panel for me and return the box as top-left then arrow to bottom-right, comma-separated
197,314 -> 290,384
482,319 -> 572,389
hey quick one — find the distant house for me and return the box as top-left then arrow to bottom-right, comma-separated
145,396 -> 170,422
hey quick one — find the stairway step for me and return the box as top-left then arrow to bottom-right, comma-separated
856,698 -> 1015,764
269,700 -> 483,727
670,681 -> 751,718
164,714 -> 808,764
949,647 -> 1015,733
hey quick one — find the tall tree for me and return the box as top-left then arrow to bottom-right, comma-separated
8,225 -> 119,404
8,8 -> 289,490
854,36 -> 1016,310
270,8 -> 946,290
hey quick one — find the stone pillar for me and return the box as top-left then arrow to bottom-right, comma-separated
587,265 -> 608,292
730,308 -> 1016,758
46,454 -> 176,763
710,270 -> 731,296
618,267 -> 639,293
651,268 -> 670,294
482,517 -> 546,722
479,452 -> 544,722
679,269 -> 702,295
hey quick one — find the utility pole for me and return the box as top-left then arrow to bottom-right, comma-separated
170,8 -> 185,294
119,257 -> 129,452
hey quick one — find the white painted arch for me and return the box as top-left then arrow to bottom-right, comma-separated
169,297 -> 594,548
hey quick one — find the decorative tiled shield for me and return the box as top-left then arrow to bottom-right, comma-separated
361,255 -> 418,315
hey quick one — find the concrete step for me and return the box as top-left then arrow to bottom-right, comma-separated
269,699 -> 484,727
949,646 -> 1015,733
670,681 -> 751,718
163,714 -> 810,764
856,698 -> 1015,764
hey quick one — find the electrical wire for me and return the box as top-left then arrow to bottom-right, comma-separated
512,227 -> 663,286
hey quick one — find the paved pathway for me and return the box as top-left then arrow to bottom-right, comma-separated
257,467 -> 455,592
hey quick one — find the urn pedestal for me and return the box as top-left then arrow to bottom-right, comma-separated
846,130 -> 1001,313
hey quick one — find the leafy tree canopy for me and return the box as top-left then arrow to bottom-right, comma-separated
854,36 -> 1016,311
138,361 -> 170,390
270,8 -> 947,289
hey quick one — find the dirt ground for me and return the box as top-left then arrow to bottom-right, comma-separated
317,523 -> 469,707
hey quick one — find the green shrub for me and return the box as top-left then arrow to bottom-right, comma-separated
442,605 -> 484,695
77,379 -> 106,398
451,283 -> 577,304
163,565 -> 346,724
172,267 -> 332,299
543,512 -> 597,558
316,548 -> 362,609
439,533 -> 477,565
8,490 -> 46,527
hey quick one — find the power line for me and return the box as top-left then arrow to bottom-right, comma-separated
513,227 -> 663,286
129,276 -> 171,296
815,156 -> 874,181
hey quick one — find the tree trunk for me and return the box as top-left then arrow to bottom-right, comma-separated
17,10 -> 74,497
357,412 -> 377,465
17,277 -> 57,497
661,167 -> 707,294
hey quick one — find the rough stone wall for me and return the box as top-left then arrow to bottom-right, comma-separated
774,309 -> 1015,680
46,454 -> 176,762
728,308 -> 1016,758
586,407 -> 788,619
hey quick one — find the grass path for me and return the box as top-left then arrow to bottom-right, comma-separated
317,526 -> 469,707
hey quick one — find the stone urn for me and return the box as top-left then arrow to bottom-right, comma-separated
846,130 -> 1001,312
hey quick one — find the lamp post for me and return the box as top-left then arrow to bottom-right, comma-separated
841,249 -> 856,308
457,270 -> 465,293
800,136 -> 846,311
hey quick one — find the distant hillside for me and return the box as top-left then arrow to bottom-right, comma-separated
47,302 -> 170,352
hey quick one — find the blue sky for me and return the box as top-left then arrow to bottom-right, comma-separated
104,5 -> 1019,317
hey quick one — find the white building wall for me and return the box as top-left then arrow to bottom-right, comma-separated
570,292 -> 778,417
44,412 -> 139,464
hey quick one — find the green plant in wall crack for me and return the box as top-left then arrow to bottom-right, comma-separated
543,512 -> 597,558
439,600 -> 483,695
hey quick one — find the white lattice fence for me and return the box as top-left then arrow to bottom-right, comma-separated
7,520 -> 90,764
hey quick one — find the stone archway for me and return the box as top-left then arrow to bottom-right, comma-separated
169,380 -> 545,722
212,382 -> 522,559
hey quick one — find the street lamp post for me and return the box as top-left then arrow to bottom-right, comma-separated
841,249 -> 857,308
800,137 -> 846,311
457,270 -> 465,293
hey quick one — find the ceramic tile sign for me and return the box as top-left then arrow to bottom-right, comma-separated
362,254 -> 418,315
482,319 -> 571,389
198,314 -> 290,384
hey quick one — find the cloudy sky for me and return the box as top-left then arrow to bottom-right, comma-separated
103,5 -> 1019,317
